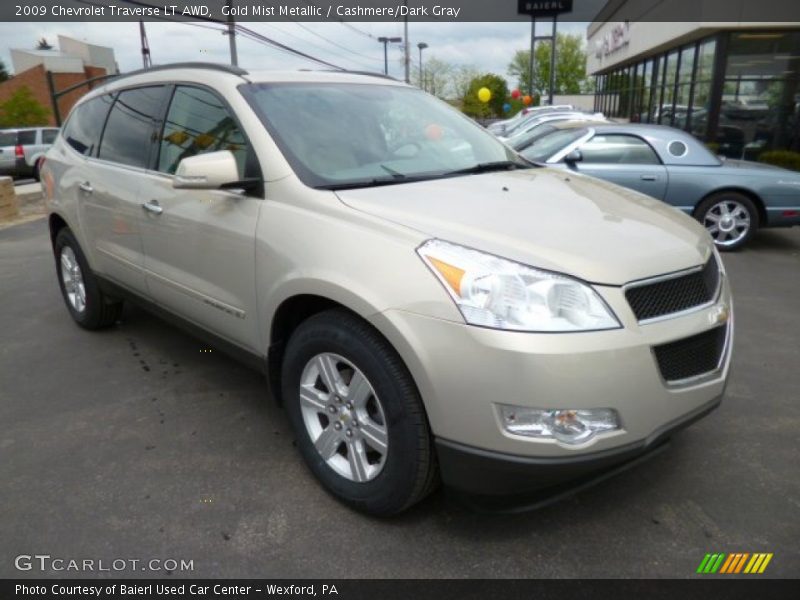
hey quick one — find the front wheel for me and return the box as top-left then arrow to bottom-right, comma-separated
695,192 -> 759,251
281,309 -> 438,515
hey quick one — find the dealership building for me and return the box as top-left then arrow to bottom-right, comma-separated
587,1 -> 800,159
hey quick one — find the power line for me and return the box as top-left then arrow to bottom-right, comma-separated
110,0 -> 345,70
290,21 -> 382,64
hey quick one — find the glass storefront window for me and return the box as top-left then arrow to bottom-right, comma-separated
719,30 -> 800,159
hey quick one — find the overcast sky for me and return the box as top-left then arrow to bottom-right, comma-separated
0,20 -> 588,86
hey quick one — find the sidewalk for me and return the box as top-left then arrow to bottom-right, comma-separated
0,182 -> 46,231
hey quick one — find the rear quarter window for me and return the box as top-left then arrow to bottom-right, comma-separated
0,131 -> 16,146
63,95 -> 115,156
17,130 -> 36,145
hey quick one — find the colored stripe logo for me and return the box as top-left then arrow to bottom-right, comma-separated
696,553 -> 773,574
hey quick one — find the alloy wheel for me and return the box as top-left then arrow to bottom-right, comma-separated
298,353 -> 388,483
60,246 -> 86,313
703,200 -> 751,247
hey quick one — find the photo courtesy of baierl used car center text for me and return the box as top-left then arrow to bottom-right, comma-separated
0,0 -> 798,598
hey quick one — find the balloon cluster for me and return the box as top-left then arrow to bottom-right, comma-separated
475,87 -> 534,112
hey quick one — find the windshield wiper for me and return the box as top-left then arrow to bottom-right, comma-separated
443,160 -> 530,176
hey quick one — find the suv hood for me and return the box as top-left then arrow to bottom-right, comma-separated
335,168 -> 712,286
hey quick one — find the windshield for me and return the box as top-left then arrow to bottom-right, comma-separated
520,127 -> 589,162
242,82 -> 525,189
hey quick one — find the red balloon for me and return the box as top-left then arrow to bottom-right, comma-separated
425,123 -> 443,141
522,95 -> 532,106
511,89 -> 521,99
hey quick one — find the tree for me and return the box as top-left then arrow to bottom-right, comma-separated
461,73 -> 509,119
0,60 -> 9,83
0,87 -> 50,127
508,32 -> 591,98
413,56 -> 453,99
450,64 -> 481,101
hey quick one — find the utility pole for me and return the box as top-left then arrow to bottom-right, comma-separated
417,42 -> 428,91
529,17 -> 536,98
225,0 -> 238,67
403,0 -> 410,83
549,16 -> 558,105
139,20 -> 151,69
377,36 -> 402,76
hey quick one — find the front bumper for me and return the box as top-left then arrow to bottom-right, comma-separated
371,275 -> 732,493
436,393 -> 721,498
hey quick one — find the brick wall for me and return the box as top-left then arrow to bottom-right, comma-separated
0,64 -> 109,126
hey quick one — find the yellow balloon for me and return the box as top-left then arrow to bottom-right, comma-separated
477,87 -> 492,103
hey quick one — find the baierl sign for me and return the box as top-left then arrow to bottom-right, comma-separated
595,22 -> 630,58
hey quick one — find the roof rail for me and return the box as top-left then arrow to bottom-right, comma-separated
317,69 -> 398,81
108,62 -> 249,84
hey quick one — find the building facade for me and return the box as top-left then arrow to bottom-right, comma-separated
0,36 -> 117,127
587,15 -> 800,160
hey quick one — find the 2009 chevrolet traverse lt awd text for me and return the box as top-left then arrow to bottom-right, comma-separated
43,64 -> 732,515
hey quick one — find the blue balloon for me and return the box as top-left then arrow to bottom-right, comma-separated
502,102 -> 511,113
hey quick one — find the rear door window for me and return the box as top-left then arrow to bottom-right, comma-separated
17,130 -> 36,145
99,86 -> 168,169
63,95 -> 115,156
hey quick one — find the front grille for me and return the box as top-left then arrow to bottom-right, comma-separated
653,326 -> 727,382
625,258 -> 719,321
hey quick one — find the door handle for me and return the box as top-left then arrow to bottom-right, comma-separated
142,200 -> 163,215
640,175 -> 658,181
79,182 -> 93,194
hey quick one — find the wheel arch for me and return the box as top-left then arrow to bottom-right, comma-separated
695,187 -> 767,226
48,212 -> 70,249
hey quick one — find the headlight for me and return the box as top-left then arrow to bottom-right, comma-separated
417,239 -> 620,332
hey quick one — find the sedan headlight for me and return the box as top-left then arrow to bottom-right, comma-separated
417,239 -> 620,332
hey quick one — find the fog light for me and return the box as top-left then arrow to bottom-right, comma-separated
498,405 -> 620,445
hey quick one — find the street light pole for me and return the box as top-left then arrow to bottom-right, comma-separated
225,0 -> 238,67
417,42 -> 428,91
377,36 -> 402,76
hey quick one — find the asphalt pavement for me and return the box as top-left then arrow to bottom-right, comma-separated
1,218 -> 798,578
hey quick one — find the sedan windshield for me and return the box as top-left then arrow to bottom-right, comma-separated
241,82 -> 528,189
520,128 -> 590,163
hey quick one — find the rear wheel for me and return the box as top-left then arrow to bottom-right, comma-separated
54,228 -> 123,329
282,309 -> 438,515
695,192 -> 758,251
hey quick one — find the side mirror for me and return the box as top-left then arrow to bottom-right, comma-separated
173,151 -> 240,190
564,149 -> 583,165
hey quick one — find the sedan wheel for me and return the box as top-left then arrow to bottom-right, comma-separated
696,193 -> 758,251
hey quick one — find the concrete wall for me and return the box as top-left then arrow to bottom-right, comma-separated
10,50 -> 85,75
58,36 -> 118,75
552,94 -> 597,111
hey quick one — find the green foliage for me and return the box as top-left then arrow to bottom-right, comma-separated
461,73 -> 509,119
0,60 -> 9,83
0,87 -> 50,127
758,150 -> 800,171
508,32 -> 591,96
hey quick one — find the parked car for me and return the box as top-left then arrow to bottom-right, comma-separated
498,110 -> 599,142
486,104 -> 574,135
44,64 -> 732,515
0,127 -> 60,180
520,122 -> 800,250
507,115 -> 608,152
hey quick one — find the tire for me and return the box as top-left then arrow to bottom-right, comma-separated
282,309 -> 438,516
694,192 -> 759,251
33,158 -> 43,181
54,228 -> 123,329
